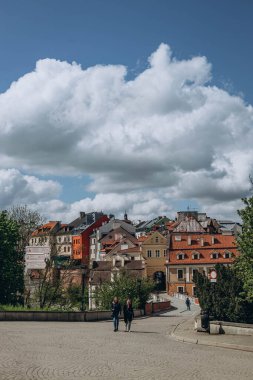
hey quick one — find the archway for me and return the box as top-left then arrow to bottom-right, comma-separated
153,271 -> 166,291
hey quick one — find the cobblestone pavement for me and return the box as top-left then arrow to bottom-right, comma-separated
0,316 -> 252,380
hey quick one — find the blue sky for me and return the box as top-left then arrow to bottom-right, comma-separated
1,0 -> 252,101
0,0 -> 252,221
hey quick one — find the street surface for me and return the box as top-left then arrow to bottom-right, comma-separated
0,301 -> 252,380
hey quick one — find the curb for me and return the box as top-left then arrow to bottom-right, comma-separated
171,319 -> 253,353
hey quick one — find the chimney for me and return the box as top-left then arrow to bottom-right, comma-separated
188,236 -> 191,245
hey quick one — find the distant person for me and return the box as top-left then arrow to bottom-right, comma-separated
185,297 -> 191,311
123,298 -> 134,332
111,296 -> 121,332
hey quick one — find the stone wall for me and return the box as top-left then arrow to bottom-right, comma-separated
210,321 -> 253,335
0,302 -> 170,322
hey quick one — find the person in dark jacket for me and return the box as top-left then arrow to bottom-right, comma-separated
111,296 -> 121,332
185,297 -> 191,311
123,298 -> 134,332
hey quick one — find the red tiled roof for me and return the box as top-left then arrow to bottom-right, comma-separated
169,249 -> 238,265
169,233 -> 238,265
32,221 -> 59,236
171,234 -> 236,250
137,236 -> 148,242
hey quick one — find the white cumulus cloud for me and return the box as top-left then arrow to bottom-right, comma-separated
0,169 -> 61,208
0,43 -> 252,220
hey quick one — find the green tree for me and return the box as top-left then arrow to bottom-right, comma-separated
193,264 -> 253,323
0,211 -> 24,305
93,273 -> 155,310
235,194 -> 253,301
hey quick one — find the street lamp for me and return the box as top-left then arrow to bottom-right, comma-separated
81,264 -> 88,312
156,278 -> 160,302
88,271 -> 94,311
137,278 -> 142,309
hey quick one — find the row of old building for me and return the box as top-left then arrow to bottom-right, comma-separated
25,210 -> 241,298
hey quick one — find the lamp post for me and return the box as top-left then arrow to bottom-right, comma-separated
156,279 -> 160,302
137,278 -> 142,309
88,271 -> 94,311
81,264 -> 88,312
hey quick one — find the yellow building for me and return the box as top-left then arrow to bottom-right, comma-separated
141,231 -> 168,290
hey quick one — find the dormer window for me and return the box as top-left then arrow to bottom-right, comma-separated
211,252 -> 219,259
175,235 -> 181,241
192,252 -> 200,260
177,253 -> 185,260
223,251 -> 232,259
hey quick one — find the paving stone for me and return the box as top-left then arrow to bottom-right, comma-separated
0,315 -> 252,380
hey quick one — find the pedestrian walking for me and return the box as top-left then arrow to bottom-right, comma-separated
185,297 -> 191,311
111,296 -> 121,332
123,298 -> 134,332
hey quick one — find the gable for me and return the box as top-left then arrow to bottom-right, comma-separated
142,231 -> 167,246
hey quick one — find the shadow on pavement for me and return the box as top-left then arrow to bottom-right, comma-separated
128,331 -> 160,334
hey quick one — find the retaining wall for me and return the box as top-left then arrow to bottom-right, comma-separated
210,321 -> 253,335
145,300 -> 171,315
0,301 -> 170,322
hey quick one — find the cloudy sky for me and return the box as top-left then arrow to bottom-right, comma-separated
0,0 -> 253,222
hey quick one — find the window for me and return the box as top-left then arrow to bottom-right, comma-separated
192,269 -> 198,280
164,249 -> 167,257
175,235 -> 181,241
44,237 -> 47,243
155,250 -> 160,258
155,236 -> 159,243
192,252 -> 200,260
68,246 -> 70,252
177,253 -> 185,260
177,286 -> 184,294
147,250 -> 152,258
224,251 -> 231,259
211,252 -> 219,259
64,247 -> 66,252
177,269 -> 184,280
58,237 -> 61,243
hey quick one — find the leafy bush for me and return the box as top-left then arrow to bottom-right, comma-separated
93,273 -> 155,310
193,264 -> 253,323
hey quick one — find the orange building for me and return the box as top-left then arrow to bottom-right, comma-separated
72,214 -> 109,263
166,233 -> 239,297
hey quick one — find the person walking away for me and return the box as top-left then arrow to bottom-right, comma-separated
185,297 -> 191,311
123,298 -> 134,332
111,297 -> 121,332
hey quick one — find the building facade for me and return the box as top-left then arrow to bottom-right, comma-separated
140,231 -> 168,290
166,233 -> 239,297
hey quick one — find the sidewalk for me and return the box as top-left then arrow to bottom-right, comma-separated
171,316 -> 253,353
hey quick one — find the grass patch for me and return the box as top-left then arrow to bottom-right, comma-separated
0,304 -> 82,312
